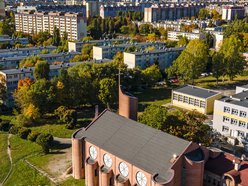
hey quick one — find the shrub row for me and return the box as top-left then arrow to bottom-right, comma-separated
0,123 -> 54,154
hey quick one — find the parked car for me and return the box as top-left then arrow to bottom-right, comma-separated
168,77 -> 179,83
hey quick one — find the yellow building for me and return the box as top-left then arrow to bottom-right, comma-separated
172,85 -> 222,114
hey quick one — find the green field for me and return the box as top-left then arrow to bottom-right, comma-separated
4,135 -> 51,186
134,86 -> 172,112
194,74 -> 248,89
0,132 -> 11,183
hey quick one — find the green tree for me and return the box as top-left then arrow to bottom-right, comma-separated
139,105 -> 167,129
198,8 -> 210,20
19,56 -> 44,67
168,39 -> 208,84
204,32 -> 214,49
211,51 -> 225,84
139,105 -> 212,146
142,64 -> 162,86
219,35 -> 246,80
177,36 -> 188,47
36,133 -> 54,154
52,26 -> 61,46
34,61 -> 50,80
98,78 -> 117,108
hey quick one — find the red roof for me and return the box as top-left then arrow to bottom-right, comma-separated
205,153 -> 248,186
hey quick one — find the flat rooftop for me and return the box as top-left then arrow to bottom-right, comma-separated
74,110 -> 190,182
0,62 -> 84,75
173,85 -> 221,99
219,91 -> 248,108
126,47 -> 184,55
95,41 -> 166,49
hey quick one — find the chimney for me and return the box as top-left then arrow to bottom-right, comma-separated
233,159 -> 241,171
95,105 -> 99,118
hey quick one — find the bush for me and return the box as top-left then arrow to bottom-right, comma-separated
16,114 -> 32,127
9,126 -> 20,134
18,127 -> 31,139
36,133 -> 54,154
28,132 -> 41,142
0,121 -> 12,132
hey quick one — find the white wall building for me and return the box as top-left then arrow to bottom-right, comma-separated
167,30 -> 205,41
213,87 -> 248,145
15,11 -> 87,41
124,47 -> 184,70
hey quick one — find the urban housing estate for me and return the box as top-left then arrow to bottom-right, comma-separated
15,11 -> 87,40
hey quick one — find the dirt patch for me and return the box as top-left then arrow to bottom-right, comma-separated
46,138 -> 72,182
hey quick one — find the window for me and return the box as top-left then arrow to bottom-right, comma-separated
94,168 -> 98,177
240,111 -> 247,118
183,96 -> 188,103
231,119 -> 238,125
195,99 -> 199,106
239,121 -> 246,128
178,95 -> 183,102
222,126 -> 229,132
232,109 -> 238,115
238,131 -> 244,137
189,98 -> 194,105
223,116 -> 230,123
200,101 -> 206,108
224,106 -> 230,113
173,93 -> 178,100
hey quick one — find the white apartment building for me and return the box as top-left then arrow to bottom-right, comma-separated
167,30 -> 205,41
93,42 -> 166,60
124,47 -> 184,70
213,86 -> 248,145
222,5 -> 245,21
15,11 -> 87,41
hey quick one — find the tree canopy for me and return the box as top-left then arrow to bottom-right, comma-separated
139,105 -> 212,146
167,39 -> 208,83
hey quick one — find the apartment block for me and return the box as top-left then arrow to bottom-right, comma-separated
144,3 -> 205,23
0,51 -> 80,69
68,38 -> 130,52
0,46 -> 56,58
167,30 -> 206,41
172,85 -> 222,114
93,42 -> 166,60
0,62 -> 83,106
124,47 -> 184,70
222,5 -> 245,21
213,87 -> 248,144
15,11 -> 87,41
100,3 -> 151,18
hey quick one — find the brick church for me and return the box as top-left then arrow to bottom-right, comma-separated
71,86 -> 248,186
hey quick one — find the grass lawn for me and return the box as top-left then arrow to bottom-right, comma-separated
0,114 -> 16,124
60,177 -> 85,186
0,132 -> 11,183
3,135 -> 52,186
194,74 -> 248,89
30,123 -> 75,138
4,160 -> 52,186
134,86 -> 172,112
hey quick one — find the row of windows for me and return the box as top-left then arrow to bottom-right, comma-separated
223,116 -> 248,128
222,126 -> 247,138
173,93 -> 206,108
224,106 -> 247,117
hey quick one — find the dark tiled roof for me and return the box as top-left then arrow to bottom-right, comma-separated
74,110 -> 190,181
205,153 -> 248,185
173,85 -> 221,99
